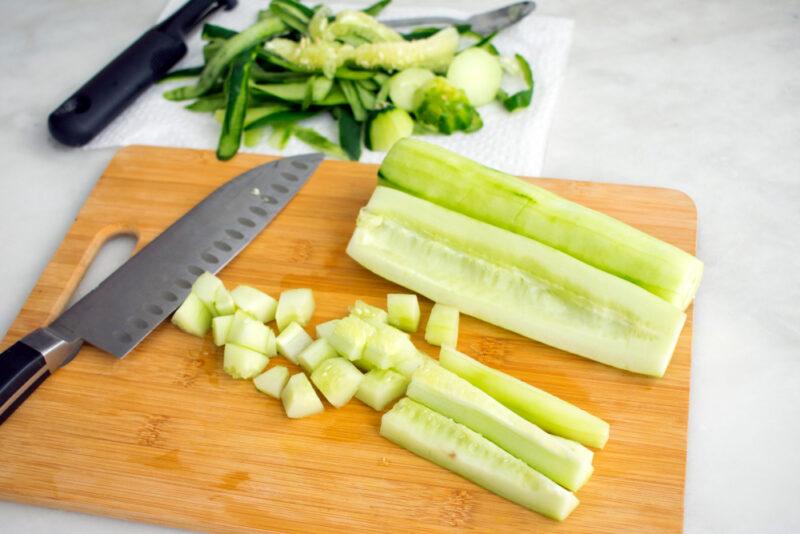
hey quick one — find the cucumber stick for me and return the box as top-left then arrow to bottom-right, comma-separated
381,398 -> 579,521
310,357 -> 364,408
282,373 -> 324,418
440,346 -> 610,448
387,293 -> 420,332
347,186 -> 686,377
379,139 -> 703,310
254,365 -> 290,398
407,364 -> 593,491
424,303 -> 459,347
276,322 -> 313,363
355,369 -> 408,411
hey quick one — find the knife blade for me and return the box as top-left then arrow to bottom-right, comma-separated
382,1 -> 535,35
0,152 -> 323,424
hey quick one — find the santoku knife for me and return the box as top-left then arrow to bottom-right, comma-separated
0,152 -> 323,424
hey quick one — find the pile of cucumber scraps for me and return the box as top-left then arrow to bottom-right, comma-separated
161,0 -> 533,160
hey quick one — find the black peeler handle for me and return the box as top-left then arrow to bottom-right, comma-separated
48,0 -> 237,147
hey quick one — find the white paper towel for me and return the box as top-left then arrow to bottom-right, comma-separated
86,1 -> 573,176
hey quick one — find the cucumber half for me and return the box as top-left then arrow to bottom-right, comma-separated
355,369 -> 409,411
381,398 -> 579,521
310,357 -> 364,408
346,186 -> 686,377
253,365 -> 290,398
281,373 -> 324,418
424,303 -> 459,347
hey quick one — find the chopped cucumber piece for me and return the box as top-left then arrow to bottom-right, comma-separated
446,47 -> 503,106
353,27 -> 458,72
362,324 -> 417,369
425,303 -> 459,347
231,285 -> 277,323
349,299 -> 388,326
440,346 -> 610,448
223,343 -> 270,379
297,338 -> 338,373
315,319 -> 340,339
387,293 -> 420,332
310,357 -> 364,408
367,108 -> 414,152
226,311 -> 277,356
379,139 -> 703,310
281,373 -> 324,418
253,365 -> 290,398
171,293 -> 212,337
327,315 -> 375,360
276,288 -> 315,331
393,349 -> 435,377
381,399 -> 579,521
213,286 -> 237,316
212,315 -> 234,347
347,186 -> 686,377
191,271 -> 224,313
355,369 -> 409,411
388,67 -> 434,111
408,364 -> 594,491
276,322 -> 313,364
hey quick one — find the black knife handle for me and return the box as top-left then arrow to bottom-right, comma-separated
0,342 -> 50,425
47,0 -> 237,147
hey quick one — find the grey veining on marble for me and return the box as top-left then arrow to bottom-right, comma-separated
0,0 -> 798,533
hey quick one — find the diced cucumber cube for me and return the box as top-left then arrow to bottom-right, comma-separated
362,324 -> 416,369
276,288 -> 315,330
327,315 -> 375,361
213,286 -> 237,316
393,350 -> 436,377
310,357 -> 364,408
223,343 -> 270,379
276,322 -> 313,364
356,369 -> 409,411
349,299 -> 389,326
253,365 -> 290,398
298,338 -> 338,373
212,315 -> 234,347
425,303 -> 459,347
353,357 -> 377,372
281,373 -> 324,418
191,271 -> 224,314
387,293 -> 421,332
231,285 -> 277,323
226,311 -> 277,356
315,319 -> 339,339
171,293 -> 212,337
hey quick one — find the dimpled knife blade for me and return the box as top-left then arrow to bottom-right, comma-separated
51,153 -> 324,357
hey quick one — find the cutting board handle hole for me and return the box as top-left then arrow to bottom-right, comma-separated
64,232 -> 138,310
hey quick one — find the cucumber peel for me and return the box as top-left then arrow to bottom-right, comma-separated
355,368 -> 408,411
424,303 -> 459,347
276,288 -> 315,331
387,293 -> 421,332
171,293 -> 212,337
231,285 -> 277,322
310,357 -> 364,408
223,343 -> 270,379
254,365 -> 290,398
276,321 -> 313,364
281,373 -> 325,418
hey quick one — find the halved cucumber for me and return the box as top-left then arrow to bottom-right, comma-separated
191,271 -> 224,313
387,293 -> 420,332
440,346 -> 610,448
407,364 -> 593,491
362,323 -> 416,369
310,357 -> 364,408
388,68 -> 435,111
424,303 -> 459,347
298,338 -> 338,373
226,311 -> 277,356
223,343 -> 270,379
253,365 -> 290,398
281,373 -> 325,418
381,398 -> 579,521
346,187 -> 686,377
231,285 -> 277,323
349,299 -> 388,326
276,288 -> 315,331
355,369 -> 409,411
446,47 -> 503,107
315,319 -> 340,339
212,315 -> 234,347
276,322 -> 313,364
172,293 -> 212,337
213,286 -> 237,316
327,315 -> 375,361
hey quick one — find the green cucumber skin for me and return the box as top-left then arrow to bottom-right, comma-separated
378,139 -> 703,310
440,347 -> 610,448
381,398 -> 579,521
407,364 -> 593,491
346,187 -> 686,377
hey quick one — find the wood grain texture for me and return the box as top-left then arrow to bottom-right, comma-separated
0,146 -> 697,533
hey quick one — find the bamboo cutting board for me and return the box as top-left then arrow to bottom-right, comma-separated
0,146 -> 696,533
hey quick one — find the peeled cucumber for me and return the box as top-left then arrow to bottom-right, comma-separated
446,47 -> 503,106
172,293 -> 212,337
276,322 -> 313,364
387,293 -> 420,332
254,365 -> 290,398
298,338 -> 338,373
223,343 -> 270,379
355,368 -> 408,411
276,288 -> 315,331
281,373 -> 324,418
231,285 -> 277,323
424,303 -> 459,347
212,315 -> 234,347
440,346 -> 610,448
346,186 -> 686,377
227,311 -> 277,356
310,357 -> 364,408
378,139 -> 703,310
381,398 -> 579,521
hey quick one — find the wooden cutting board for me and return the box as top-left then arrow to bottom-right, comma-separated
0,146 -> 696,533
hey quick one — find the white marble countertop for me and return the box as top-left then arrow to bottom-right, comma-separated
0,0 -> 798,532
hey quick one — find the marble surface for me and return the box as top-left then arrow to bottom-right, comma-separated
0,0 -> 798,532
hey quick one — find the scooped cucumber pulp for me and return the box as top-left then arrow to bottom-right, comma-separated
310,357 -> 364,408
378,139 -> 703,310
356,369 -> 409,411
407,364 -> 593,491
172,293 -> 212,337
440,346 -> 610,449
346,187 -> 686,377
381,398 -> 579,521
